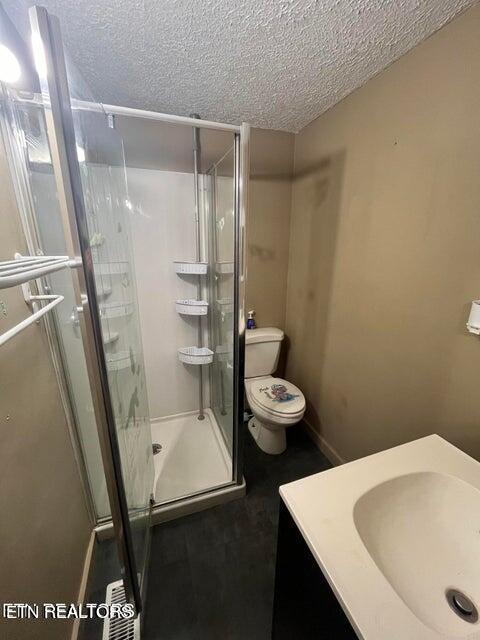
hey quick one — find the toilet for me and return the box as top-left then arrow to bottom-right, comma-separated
245,327 -> 306,454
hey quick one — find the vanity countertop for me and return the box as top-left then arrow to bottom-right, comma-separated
279,434 -> 480,639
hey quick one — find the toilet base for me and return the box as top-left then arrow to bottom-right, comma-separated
248,416 -> 287,455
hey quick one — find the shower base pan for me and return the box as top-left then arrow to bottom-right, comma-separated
150,409 -> 243,520
95,409 -> 244,539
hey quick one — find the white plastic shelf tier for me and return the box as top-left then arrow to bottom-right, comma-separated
215,261 -> 234,275
174,260 -> 208,275
103,331 -> 120,345
175,299 -> 209,316
178,346 -> 214,365
95,262 -> 129,276
97,285 -> 112,299
100,301 -> 133,319
106,350 -> 132,372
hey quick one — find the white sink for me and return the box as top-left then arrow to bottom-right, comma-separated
280,435 -> 480,639
354,471 -> 480,636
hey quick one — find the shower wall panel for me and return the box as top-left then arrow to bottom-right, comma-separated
126,168 -> 210,419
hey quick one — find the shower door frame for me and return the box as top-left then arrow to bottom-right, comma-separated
29,5 -> 147,612
7,79 -> 250,507
204,130 -> 248,487
107,122 -> 248,524
95,123 -> 249,532
76,114 -> 249,497
233,124 -> 249,486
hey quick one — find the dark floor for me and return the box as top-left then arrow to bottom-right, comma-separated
143,423 -> 331,640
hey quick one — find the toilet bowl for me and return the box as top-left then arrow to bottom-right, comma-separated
245,376 -> 306,454
244,327 -> 306,454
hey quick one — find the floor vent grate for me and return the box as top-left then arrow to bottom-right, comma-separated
102,580 -> 140,640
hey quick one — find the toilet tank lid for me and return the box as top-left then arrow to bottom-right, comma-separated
246,327 -> 284,344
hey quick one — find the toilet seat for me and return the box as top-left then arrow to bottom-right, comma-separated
245,376 -> 306,453
246,376 -> 305,420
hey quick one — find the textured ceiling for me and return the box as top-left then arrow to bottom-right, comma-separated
2,0 -> 477,132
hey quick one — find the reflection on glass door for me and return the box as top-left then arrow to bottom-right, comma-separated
29,5 -> 153,611
72,111 -> 154,589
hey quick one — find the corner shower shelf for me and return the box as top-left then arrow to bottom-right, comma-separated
175,299 -> 209,316
100,301 -> 133,319
174,260 -> 208,275
215,261 -> 234,275
96,285 -> 112,299
103,331 -> 120,346
95,261 -> 129,276
106,350 -> 132,372
178,346 -> 213,365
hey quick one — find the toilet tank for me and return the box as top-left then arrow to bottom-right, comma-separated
245,327 -> 284,378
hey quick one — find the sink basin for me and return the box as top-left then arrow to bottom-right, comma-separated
280,435 -> 480,639
354,471 -> 480,636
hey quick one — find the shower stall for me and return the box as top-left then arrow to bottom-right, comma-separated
0,5 -> 248,615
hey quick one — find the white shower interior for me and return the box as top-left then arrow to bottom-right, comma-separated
124,127 -> 236,505
6,97 -> 240,521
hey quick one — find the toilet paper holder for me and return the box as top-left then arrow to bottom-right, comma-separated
466,300 -> 480,335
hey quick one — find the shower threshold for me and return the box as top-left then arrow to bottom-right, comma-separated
150,409 -> 238,511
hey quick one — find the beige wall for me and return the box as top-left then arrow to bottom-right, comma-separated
246,128 -> 295,330
0,138 -> 91,639
286,4 -> 480,463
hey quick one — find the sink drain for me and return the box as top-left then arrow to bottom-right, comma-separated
446,589 -> 478,623
152,443 -> 162,455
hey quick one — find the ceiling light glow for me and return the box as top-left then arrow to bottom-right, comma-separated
0,44 -> 21,84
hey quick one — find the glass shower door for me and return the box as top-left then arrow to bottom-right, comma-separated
71,109 -> 154,602
207,149 -> 236,455
29,6 -> 153,612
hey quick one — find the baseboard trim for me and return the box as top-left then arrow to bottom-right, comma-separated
302,419 -> 345,466
71,530 -> 96,640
